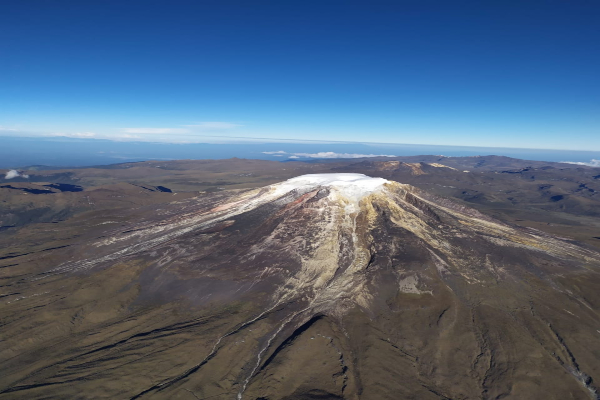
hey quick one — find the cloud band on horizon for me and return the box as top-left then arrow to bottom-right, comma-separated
262,150 -> 396,159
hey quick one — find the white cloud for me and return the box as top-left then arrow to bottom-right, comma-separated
0,126 -> 19,131
122,128 -> 190,134
561,159 -> 600,167
5,170 -> 29,179
262,150 -> 396,159
50,132 -> 146,140
120,122 -> 242,136
5,170 -> 19,179
50,132 -> 96,139
184,122 -> 242,130
52,132 -> 97,138
290,152 -> 396,159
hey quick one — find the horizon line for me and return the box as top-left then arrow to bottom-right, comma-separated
1,133 -> 599,153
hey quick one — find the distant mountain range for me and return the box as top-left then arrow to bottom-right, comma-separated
1,135 -> 599,168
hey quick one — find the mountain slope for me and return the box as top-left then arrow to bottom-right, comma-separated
1,173 -> 600,399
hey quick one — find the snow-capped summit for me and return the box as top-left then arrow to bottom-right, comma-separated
271,173 -> 389,202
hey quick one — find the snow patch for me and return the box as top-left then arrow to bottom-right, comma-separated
272,173 -> 389,202
429,163 -> 457,170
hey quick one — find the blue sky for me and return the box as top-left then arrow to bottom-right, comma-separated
1,0 -> 599,150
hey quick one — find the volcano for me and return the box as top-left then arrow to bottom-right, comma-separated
2,173 -> 600,400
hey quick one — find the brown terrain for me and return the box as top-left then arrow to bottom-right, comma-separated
1,156 -> 600,400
